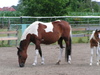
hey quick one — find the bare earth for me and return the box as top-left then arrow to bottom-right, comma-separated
0,43 -> 100,75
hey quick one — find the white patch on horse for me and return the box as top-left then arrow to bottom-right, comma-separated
20,21 -> 39,40
41,22 -> 53,32
56,20 -> 61,22
98,33 -> 100,39
20,21 -> 54,41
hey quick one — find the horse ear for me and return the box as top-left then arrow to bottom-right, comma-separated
17,47 -> 22,51
98,30 -> 100,32
17,47 -> 20,50
95,29 -> 98,32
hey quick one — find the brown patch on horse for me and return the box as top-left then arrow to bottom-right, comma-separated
37,22 -> 63,44
90,38 -> 98,48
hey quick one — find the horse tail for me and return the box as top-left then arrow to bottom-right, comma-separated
65,37 -> 72,62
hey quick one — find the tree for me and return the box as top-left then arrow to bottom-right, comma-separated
17,0 -> 100,16
18,0 -> 70,16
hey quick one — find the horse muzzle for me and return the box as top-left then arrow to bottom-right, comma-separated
19,63 -> 25,67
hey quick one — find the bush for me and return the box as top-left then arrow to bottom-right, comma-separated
0,11 -> 22,17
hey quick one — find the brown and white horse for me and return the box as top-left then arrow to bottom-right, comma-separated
17,20 -> 72,67
90,30 -> 100,65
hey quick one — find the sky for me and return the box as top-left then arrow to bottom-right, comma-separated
92,0 -> 100,2
0,0 -> 100,8
0,0 -> 19,8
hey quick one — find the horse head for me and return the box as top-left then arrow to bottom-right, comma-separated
94,29 -> 100,43
17,47 -> 27,67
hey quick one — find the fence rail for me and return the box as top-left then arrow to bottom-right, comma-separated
1,16 -> 100,19
0,16 -> 100,44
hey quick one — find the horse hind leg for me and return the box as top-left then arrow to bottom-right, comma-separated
38,48 -> 45,65
64,37 -> 72,64
56,37 -> 64,65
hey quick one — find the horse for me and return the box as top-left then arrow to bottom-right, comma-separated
17,20 -> 72,67
90,29 -> 100,65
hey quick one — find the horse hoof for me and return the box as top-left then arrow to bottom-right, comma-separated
32,63 -> 36,66
41,62 -> 45,65
68,61 -> 71,64
97,63 -> 99,66
90,63 -> 92,66
56,62 -> 60,65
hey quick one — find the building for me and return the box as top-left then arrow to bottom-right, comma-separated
0,7 -> 16,11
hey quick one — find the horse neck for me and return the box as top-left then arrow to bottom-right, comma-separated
20,40 -> 30,51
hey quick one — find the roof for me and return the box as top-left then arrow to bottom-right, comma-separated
0,7 -> 16,11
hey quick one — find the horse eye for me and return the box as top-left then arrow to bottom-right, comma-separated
18,54 -> 22,59
17,51 -> 21,58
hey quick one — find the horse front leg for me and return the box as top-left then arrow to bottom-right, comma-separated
90,48 -> 94,65
33,50 -> 45,66
32,49 -> 39,66
96,47 -> 99,66
32,41 -> 45,66
38,47 -> 45,65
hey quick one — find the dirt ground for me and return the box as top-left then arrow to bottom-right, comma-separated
0,43 -> 100,75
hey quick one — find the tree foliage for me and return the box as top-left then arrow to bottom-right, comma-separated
18,0 -> 70,16
17,0 -> 100,16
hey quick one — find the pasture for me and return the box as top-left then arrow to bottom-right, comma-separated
0,43 -> 100,75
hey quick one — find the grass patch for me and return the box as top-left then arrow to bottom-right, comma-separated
72,37 -> 89,43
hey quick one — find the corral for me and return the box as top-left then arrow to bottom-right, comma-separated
0,16 -> 100,75
0,43 -> 100,75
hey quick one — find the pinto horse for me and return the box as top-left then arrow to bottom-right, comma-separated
90,30 -> 100,65
17,20 -> 72,67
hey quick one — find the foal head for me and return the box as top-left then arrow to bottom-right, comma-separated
17,47 -> 27,67
94,30 -> 100,42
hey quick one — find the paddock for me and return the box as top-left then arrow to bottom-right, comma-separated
0,43 -> 100,75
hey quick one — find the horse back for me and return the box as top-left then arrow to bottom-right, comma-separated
52,20 -> 71,37
37,20 -> 71,44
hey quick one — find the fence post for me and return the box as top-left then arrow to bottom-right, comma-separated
1,18 -> 4,28
87,19 -> 90,43
20,17 -> 23,24
8,19 -> 10,45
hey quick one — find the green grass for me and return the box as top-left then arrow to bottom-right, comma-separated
72,37 -> 89,43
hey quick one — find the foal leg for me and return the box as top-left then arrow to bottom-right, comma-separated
90,48 -> 94,65
96,47 -> 99,66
